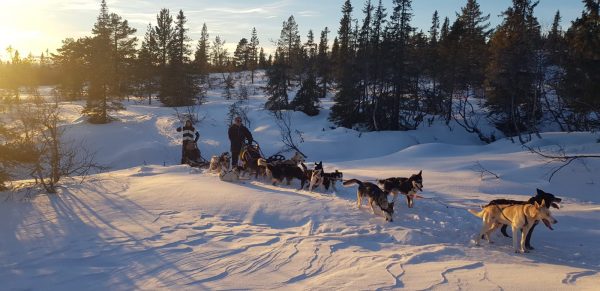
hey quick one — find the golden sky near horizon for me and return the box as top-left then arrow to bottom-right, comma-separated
1,1 -> 53,58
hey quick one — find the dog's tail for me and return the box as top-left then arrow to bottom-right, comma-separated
343,179 -> 363,187
467,209 -> 484,218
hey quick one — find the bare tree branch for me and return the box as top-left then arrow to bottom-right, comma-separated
523,144 -> 600,182
472,161 -> 500,180
272,111 -> 306,158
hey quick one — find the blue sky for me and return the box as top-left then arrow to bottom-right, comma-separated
0,0 -> 585,60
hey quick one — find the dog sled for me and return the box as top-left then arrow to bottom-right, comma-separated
183,141 -> 210,168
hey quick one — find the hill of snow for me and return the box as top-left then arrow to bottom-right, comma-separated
1,72 -> 599,290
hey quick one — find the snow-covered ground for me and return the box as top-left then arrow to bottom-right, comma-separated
1,72 -> 599,290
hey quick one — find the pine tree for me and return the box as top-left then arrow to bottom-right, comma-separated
211,35 -> 228,75
426,10 -> 442,115
51,38 -> 89,101
560,0 -> 600,129
85,0 -> 124,123
154,8 -> 174,101
258,47 -> 267,69
356,0 -> 374,124
233,38 -> 249,70
316,27 -> 330,98
108,12 -> 137,98
276,15 -> 302,86
154,8 -> 173,69
385,0 -> 414,130
330,0 -> 361,128
485,0 -> 543,138
545,11 -> 566,66
368,0 -> 387,130
249,27 -> 260,83
303,30 -> 317,72
265,51 -> 289,111
136,23 -> 159,104
457,0 -> 491,92
291,77 -> 320,116
291,30 -> 320,116
194,23 -> 210,79
161,10 -> 197,107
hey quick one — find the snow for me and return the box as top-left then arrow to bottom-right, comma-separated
1,72 -> 599,290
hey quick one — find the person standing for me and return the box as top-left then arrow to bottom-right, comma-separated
176,120 -> 200,164
228,116 -> 253,168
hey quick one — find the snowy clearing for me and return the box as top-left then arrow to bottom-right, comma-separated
1,74 -> 599,290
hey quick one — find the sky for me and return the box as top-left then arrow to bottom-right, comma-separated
0,0 -> 585,60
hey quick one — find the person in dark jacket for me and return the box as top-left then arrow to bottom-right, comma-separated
176,120 -> 200,164
228,116 -> 253,168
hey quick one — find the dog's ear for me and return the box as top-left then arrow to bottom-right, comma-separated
536,188 -> 545,196
418,170 -> 422,175
540,200 -> 546,207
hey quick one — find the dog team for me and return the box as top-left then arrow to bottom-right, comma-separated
184,118 -> 562,254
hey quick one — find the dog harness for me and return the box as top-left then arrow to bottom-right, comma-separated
495,204 -> 529,230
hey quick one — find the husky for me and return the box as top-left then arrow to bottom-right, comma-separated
322,170 -> 343,192
256,158 -> 269,179
208,156 -> 220,173
307,162 -> 324,192
219,166 -> 241,182
266,163 -> 307,190
209,152 -> 231,173
377,170 -> 423,208
299,162 -> 321,190
484,189 -> 562,250
469,200 -> 558,253
343,179 -> 395,222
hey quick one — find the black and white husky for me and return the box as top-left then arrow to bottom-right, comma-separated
308,165 -> 343,193
377,170 -> 423,208
343,179 -> 394,222
306,162 -> 324,192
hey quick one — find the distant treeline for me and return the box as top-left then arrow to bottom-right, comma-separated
0,0 -> 598,138
266,0 -> 599,140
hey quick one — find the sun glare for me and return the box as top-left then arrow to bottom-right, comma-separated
0,0 -> 57,60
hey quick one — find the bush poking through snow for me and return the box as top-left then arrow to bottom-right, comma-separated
11,101 -> 106,193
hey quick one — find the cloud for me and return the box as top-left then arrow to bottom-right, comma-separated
203,8 -> 268,14
298,10 -> 320,17
55,0 -> 99,11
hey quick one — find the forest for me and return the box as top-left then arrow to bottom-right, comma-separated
0,0 -> 598,136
